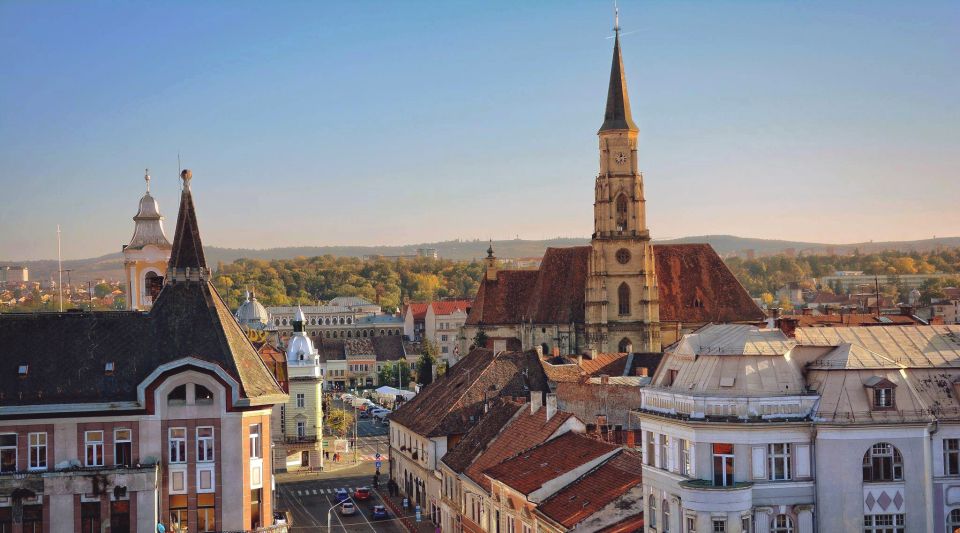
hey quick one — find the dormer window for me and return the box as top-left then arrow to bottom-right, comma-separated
167,384 -> 187,405
104,362 -> 115,375
864,376 -> 896,411
17,364 -> 28,377
195,385 -> 214,404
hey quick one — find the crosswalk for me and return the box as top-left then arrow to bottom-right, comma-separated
291,487 -> 368,496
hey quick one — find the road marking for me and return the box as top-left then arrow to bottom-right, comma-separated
312,489 -> 318,495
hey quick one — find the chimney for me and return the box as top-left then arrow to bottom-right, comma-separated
778,316 -> 799,338
577,355 -> 583,366
636,367 -> 648,377
771,307 -> 782,319
535,345 -> 543,358
596,414 -> 607,427
600,374 -> 610,385
530,392 -> 543,414
551,346 -> 560,357
801,307 -> 813,316
545,393 -> 558,421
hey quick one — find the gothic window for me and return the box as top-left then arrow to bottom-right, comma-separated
863,442 -> 903,482
617,283 -> 630,316
615,194 -> 629,231
616,248 -> 631,265
618,338 -> 632,353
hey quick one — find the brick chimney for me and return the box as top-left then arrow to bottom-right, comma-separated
551,346 -> 561,357
636,367 -> 649,377
600,374 -> 610,385
778,316 -> 799,338
545,393 -> 558,421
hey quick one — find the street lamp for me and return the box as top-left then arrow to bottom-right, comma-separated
327,497 -> 350,531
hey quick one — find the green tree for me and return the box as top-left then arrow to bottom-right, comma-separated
93,283 -> 113,298
417,339 -> 438,386
326,408 -> 354,438
472,327 -> 489,349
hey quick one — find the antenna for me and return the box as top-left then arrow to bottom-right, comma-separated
57,225 -> 63,312
177,153 -> 182,192
614,0 -> 620,34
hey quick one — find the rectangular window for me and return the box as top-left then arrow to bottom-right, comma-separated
686,517 -> 696,533
251,488 -> 262,528
296,393 -> 305,408
169,428 -> 187,463
712,519 -> 726,533
646,431 -> 655,466
197,427 -> 214,463
505,516 -> 516,533
28,432 -> 46,470
22,504 -> 42,533
649,496 -> 657,528
250,424 -> 262,459
197,493 -> 216,532
660,434 -> 669,470
85,430 -> 104,467
874,388 -> 894,409
297,421 -> 306,438
169,494 -> 188,531
945,439 -> 960,476
0,434 -> 16,473
863,514 -> 904,533
109,501 -> 129,533
679,438 -> 691,476
81,501 -> 101,533
768,443 -> 792,480
712,443 -> 735,487
441,334 -> 448,342
114,429 -> 132,467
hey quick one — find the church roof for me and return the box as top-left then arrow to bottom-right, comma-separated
598,32 -> 637,133
466,244 -> 764,327
0,170 -> 285,411
127,173 -> 171,251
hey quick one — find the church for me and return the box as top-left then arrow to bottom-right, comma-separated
462,29 -> 764,357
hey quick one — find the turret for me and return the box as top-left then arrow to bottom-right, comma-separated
485,241 -> 498,282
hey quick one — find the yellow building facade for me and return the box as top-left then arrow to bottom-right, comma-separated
123,170 -> 171,310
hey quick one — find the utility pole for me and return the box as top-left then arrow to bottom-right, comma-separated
57,225 -> 63,312
353,404 -> 359,464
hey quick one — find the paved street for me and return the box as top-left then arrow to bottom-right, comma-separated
277,472 -> 408,532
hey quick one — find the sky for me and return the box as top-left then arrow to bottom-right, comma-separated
1,1 -> 958,261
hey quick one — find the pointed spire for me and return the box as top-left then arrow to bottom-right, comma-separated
487,240 -> 495,258
167,169 -> 207,271
599,10 -> 637,133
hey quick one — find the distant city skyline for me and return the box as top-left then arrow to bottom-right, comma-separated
1,1 -> 957,261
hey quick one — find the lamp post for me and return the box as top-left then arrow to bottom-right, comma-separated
327,497 -> 350,531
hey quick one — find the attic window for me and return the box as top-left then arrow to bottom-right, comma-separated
167,384 -> 187,405
105,362 -> 115,375
719,377 -> 735,388
196,384 -> 214,404
874,388 -> 894,409
17,364 -> 28,377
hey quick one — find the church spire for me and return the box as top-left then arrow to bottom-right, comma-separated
599,8 -> 637,133
167,169 -> 207,273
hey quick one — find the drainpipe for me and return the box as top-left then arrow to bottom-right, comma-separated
926,420 -> 939,533
810,422 -> 818,533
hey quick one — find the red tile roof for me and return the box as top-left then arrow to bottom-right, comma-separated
537,449 -> 643,529
441,398 -> 526,473
431,300 -> 473,316
466,244 -> 764,326
483,432 -> 618,496
579,352 -> 629,377
405,302 -> 429,321
464,407 -> 576,491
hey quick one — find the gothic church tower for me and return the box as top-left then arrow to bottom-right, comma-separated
584,23 -> 660,354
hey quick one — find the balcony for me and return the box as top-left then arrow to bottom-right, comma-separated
679,479 -> 754,491
638,388 -> 818,423
1,464 -> 158,499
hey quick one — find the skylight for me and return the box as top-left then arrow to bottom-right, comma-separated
105,362 -> 115,374
17,364 -> 28,376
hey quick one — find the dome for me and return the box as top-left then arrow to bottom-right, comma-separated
286,330 -> 318,362
135,193 -> 162,220
236,291 -> 269,329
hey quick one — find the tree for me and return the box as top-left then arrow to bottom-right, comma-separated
472,327 -> 489,349
377,360 -> 412,389
326,408 -> 354,438
417,339 -> 438,386
93,283 -> 113,298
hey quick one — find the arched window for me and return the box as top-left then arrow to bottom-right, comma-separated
947,509 -> 960,532
340,317 -> 345,325
167,384 -> 187,405
275,319 -> 280,326
772,515 -> 794,533
325,331 -> 330,339
388,330 -> 393,336
541,343 -> 549,356
347,331 -> 353,338
618,282 -> 631,316
347,317 -> 352,324
282,318 -> 287,326
615,194 -> 629,231
325,318 -> 331,325
311,318 -> 316,325
648,496 -> 657,529
195,385 -> 214,404
144,271 -> 163,301
863,442 -> 903,482
363,330 -> 368,338
380,330 -> 385,336
332,331 -> 338,339
618,338 -> 632,353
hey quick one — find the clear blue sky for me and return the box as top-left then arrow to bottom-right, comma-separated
1,1 -> 957,260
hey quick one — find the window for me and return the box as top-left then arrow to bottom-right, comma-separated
18,364 -> 28,377
659,434 -> 669,470
863,514 -> 904,533
615,194 -> 629,231
167,384 -> 187,404
195,385 -> 214,403
442,346 -> 449,353
169,494 -> 188,531
115,429 -> 132,467
712,519 -> 726,533
0,434 -> 16,473
686,517 -> 696,533
169,427 -> 187,463
712,443 -> 735,487
649,496 -> 657,528
197,493 -> 216,532
297,421 -> 306,438
645,431 -> 655,466
616,248 -> 631,264
742,516 -> 752,533
197,427 -> 214,462
28,432 -> 46,470
85,430 -> 104,467
618,282 -> 631,316
768,443 -> 792,480
874,388 -> 894,409
250,424 -> 261,458
863,442 -> 903,482
679,438 -> 691,476
505,516 -> 516,533
104,361 -> 115,374
296,393 -> 305,408
662,499 -> 670,532
441,334 -> 448,342
948,509 -> 960,533
22,504 -> 42,533
251,488 -> 262,528
945,439 -> 960,476
772,515 -> 793,533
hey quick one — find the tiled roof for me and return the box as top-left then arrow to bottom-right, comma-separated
431,300 -> 473,316
464,407 -> 577,491
441,398 -> 526,473
537,449 -> 643,529
373,336 -> 406,361
466,244 -> 764,326
346,338 -> 375,356
944,287 -> 960,300
167,180 -> 206,270
317,339 -> 346,362
388,348 -> 548,438
784,313 -> 924,327
579,353 -> 629,377
540,358 -> 583,383
405,303 -> 429,321
483,432 -> 618,496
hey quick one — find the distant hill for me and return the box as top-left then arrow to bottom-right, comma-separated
5,235 -> 959,283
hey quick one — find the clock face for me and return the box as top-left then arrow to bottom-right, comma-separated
615,152 -> 627,165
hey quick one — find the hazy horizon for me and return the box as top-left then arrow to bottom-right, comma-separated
2,1 -> 958,261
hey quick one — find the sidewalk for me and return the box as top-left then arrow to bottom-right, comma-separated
375,487 -> 437,533
274,460 -> 360,483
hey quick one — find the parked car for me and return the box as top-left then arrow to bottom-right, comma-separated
358,410 -> 370,419
372,409 -> 392,421
340,502 -> 356,516
273,510 -> 293,525
354,487 -> 371,501
335,488 -> 350,503
371,505 -> 389,520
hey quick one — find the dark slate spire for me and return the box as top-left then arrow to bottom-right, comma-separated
167,169 -> 207,271
599,25 -> 637,133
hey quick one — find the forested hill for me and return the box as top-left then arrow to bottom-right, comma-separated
5,235 -> 960,283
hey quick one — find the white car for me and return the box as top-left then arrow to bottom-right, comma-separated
371,409 -> 392,421
340,502 -> 356,516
